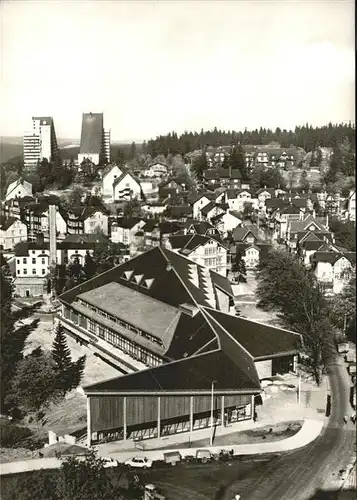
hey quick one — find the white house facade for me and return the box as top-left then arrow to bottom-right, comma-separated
102,165 -> 124,200
113,173 -> 142,201
5,179 -> 33,201
0,218 -> 28,250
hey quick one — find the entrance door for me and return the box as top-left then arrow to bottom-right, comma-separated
26,290 -> 30,298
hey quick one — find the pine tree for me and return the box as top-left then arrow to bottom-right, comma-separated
229,145 -> 248,179
0,266 -> 41,414
84,252 -> 97,280
231,250 -> 247,283
52,324 -> 72,372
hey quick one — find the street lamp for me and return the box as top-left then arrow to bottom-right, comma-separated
210,380 -> 217,446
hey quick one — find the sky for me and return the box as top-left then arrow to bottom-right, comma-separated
0,0 -> 355,142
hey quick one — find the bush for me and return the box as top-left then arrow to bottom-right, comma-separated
0,423 -> 33,448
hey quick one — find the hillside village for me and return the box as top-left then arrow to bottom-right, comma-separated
1,140 -> 355,300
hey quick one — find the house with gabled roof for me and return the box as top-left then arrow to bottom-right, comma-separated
296,231 -> 335,266
286,214 -> 329,250
232,225 -> 260,244
165,233 -> 228,276
183,219 -> 220,237
113,171 -> 142,202
0,217 -> 28,250
110,217 -> 145,245
226,188 -> 258,212
231,241 -> 271,269
203,169 -> 242,188
102,164 -> 124,200
190,193 -> 212,219
199,201 -> 225,222
57,246 -> 301,446
211,211 -> 243,237
311,250 -> 356,294
158,179 -> 183,203
5,179 -> 33,201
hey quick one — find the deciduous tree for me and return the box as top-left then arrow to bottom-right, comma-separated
255,250 -> 336,385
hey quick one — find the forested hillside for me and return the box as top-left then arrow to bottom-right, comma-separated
145,122 -> 355,157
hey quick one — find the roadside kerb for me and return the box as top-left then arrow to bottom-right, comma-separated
0,419 -> 324,475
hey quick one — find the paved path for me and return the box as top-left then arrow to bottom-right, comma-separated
0,418 -> 323,476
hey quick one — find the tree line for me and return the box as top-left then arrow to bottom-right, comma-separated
144,122 -> 356,157
255,249 -> 355,385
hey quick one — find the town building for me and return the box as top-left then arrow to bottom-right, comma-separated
5,179 -> 33,201
78,112 -> 110,166
165,233 -> 228,276
66,206 -> 109,236
0,217 -> 28,250
211,211 -> 243,237
13,237 -> 96,297
286,215 -> 329,251
142,162 -> 169,178
158,179 -> 184,203
102,164 -> 124,200
113,172 -> 142,202
23,116 -> 59,169
56,247 -> 301,445
110,217 -> 145,245
311,251 -> 356,295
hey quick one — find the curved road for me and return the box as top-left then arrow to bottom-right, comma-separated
224,356 -> 355,500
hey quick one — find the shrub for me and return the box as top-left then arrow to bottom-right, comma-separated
0,422 -> 33,448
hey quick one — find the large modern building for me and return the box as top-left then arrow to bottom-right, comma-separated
78,112 -> 110,166
23,116 -> 59,169
57,247 -> 301,445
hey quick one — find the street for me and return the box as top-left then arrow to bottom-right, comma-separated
222,356 -> 355,500
134,356 -> 355,500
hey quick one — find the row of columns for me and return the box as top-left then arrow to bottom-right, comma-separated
87,394 -> 255,448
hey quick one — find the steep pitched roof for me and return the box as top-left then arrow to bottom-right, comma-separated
200,201 -> 215,215
203,308 -> 301,360
113,171 -> 140,188
113,217 -> 144,229
0,216 -> 22,231
232,225 -> 259,242
289,215 -> 327,233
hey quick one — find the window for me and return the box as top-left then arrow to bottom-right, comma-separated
17,259 -> 20,264
23,258 -> 27,264
32,269 -> 36,275
23,269 -> 27,275
42,258 -> 45,265
32,258 -> 36,264
32,250 -> 35,254
17,270 -> 20,274
42,269 -> 46,275
89,320 -> 96,333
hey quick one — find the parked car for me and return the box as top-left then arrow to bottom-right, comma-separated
163,451 -> 182,466
144,483 -> 167,499
125,456 -> 153,469
195,449 -> 219,463
102,457 -> 119,468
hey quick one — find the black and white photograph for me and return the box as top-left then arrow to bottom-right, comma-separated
0,1 -> 355,499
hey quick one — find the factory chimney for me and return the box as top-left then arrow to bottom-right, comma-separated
49,205 -> 57,298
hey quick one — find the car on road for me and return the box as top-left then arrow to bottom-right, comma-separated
102,457 -> 119,468
125,456 -> 153,469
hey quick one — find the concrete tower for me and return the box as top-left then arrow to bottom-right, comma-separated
49,205 -> 57,297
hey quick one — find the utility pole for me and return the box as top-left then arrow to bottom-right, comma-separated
210,380 -> 217,446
